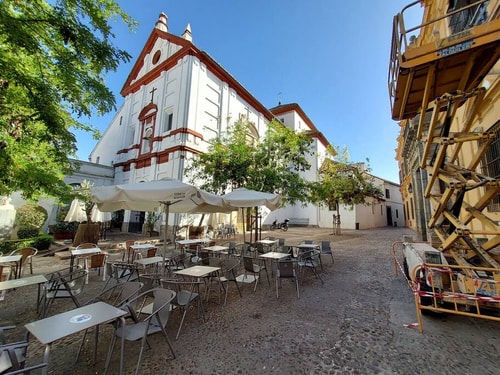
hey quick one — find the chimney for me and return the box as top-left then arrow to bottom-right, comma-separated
182,23 -> 192,42
155,12 -> 168,32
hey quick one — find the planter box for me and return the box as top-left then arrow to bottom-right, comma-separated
53,232 -> 74,240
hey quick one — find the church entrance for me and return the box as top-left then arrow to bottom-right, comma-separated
128,210 -> 145,233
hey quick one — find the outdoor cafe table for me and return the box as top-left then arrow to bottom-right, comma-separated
202,245 -> 229,256
70,247 -> 102,283
134,256 -> 164,274
25,301 -> 127,375
174,265 -> 220,278
259,252 -> 290,275
0,274 -> 48,310
174,265 -> 221,302
257,239 -> 278,252
293,243 -> 320,256
176,238 -> 212,252
129,243 -> 157,261
0,255 -> 22,279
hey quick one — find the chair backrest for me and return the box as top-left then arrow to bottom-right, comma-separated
278,238 -> 285,246
277,260 -> 296,278
254,243 -> 265,254
91,281 -> 143,306
243,256 -> 255,272
150,288 -> 176,328
109,262 -> 139,283
125,240 -> 135,249
321,241 -> 332,252
10,247 -> 37,265
146,247 -> 157,258
303,240 -> 313,244
76,243 -> 97,249
89,253 -> 107,269
138,274 -> 156,293
299,250 -> 320,267
160,278 -> 201,303
221,258 -> 240,280
0,341 -> 29,373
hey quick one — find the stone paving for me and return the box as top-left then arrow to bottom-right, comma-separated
1,226 -> 500,374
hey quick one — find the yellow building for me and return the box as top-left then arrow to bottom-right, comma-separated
391,0 -> 499,262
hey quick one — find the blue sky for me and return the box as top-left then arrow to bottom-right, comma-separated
75,0 -> 423,184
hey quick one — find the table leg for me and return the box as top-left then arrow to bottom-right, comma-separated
42,344 -> 51,375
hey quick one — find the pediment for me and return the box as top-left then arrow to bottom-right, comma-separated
121,29 -> 192,96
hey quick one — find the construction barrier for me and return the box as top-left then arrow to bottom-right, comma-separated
391,241 -> 500,333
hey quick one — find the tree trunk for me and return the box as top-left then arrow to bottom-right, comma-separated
73,223 -> 100,246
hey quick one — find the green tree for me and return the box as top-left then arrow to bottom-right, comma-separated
311,145 -> 383,233
0,0 -> 135,201
72,179 -> 95,224
186,119 -> 314,206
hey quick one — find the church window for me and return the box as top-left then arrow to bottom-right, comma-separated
152,50 -> 161,65
162,111 -> 174,133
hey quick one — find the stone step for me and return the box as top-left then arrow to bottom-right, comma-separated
54,251 -> 72,260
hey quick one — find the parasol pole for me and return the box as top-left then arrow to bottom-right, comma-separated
241,207 -> 246,245
161,201 -> 171,265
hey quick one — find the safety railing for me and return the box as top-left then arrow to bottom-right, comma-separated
391,240 -> 500,332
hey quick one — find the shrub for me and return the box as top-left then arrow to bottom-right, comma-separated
30,235 -> 53,250
0,241 -> 14,255
17,227 -> 40,239
15,204 -> 48,232
0,235 -> 53,254
52,221 -> 79,234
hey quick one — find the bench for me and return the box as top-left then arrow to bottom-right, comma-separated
289,218 -> 310,227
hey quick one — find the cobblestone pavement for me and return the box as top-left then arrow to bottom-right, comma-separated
2,227 -> 500,374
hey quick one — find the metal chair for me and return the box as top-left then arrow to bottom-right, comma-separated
242,256 -> 269,291
297,250 -> 324,284
9,247 -> 37,276
160,278 -> 205,339
320,241 -> 334,268
88,253 -> 108,280
123,240 -> 136,263
103,261 -> 140,289
276,260 -> 299,299
77,281 -> 144,363
0,341 -> 47,374
40,266 -> 87,318
104,288 -> 176,375
76,242 -> 98,249
218,258 -> 242,304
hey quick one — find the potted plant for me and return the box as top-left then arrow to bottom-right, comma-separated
71,180 -> 100,246
50,221 -> 79,240
145,211 -> 161,237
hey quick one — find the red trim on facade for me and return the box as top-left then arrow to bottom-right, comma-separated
113,145 -> 201,171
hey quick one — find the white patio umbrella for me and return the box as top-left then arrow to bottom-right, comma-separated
91,206 -> 112,223
64,199 -> 87,223
91,178 -> 233,251
221,188 -> 282,244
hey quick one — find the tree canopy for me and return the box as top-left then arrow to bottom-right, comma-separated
0,0 -> 135,201
311,145 -> 384,211
185,119 -> 314,206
